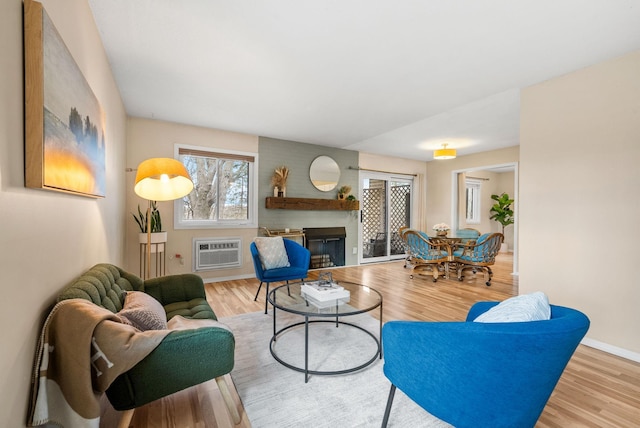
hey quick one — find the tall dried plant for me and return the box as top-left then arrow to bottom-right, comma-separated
271,166 -> 289,189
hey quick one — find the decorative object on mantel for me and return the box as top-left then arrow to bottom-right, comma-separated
433,223 -> 450,237
271,166 -> 289,197
337,185 -> 351,200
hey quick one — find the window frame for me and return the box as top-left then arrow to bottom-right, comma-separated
465,178 -> 482,225
173,144 -> 259,229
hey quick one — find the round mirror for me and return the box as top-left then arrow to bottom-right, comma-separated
309,156 -> 340,191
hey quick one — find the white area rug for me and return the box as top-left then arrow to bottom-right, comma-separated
220,310 -> 452,428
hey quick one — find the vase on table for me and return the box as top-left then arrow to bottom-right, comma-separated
436,230 -> 448,237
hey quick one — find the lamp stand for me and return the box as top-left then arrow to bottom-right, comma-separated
146,200 -> 151,280
134,158 -> 194,280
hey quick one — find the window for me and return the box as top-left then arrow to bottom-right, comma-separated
465,179 -> 481,224
174,145 -> 258,229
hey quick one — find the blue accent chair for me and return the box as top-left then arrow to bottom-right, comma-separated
381,302 -> 590,428
403,229 -> 449,282
251,238 -> 311,313
453,232 -> 504,286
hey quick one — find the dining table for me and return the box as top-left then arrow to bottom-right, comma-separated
428,235 -> 464,279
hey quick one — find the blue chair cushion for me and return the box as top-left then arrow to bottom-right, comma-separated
457,254 -> 486,262
476,233 -> 491,245
417,250 -> 448,260
262,266 -> 308,281
456,229 -> 479,239
406,231 -> 447,261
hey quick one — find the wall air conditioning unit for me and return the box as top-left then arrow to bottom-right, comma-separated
193,238 -> 242,271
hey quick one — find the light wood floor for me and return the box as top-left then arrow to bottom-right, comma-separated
102,253 -> 640,427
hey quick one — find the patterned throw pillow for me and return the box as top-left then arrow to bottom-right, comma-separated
118,291 -> 168,331
254,237 -> 291,270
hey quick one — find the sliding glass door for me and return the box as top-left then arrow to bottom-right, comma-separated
359,172 -> 413,263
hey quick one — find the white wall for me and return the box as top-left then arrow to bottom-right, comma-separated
0,0 -> 127,425
426,146 -> 519,236
520,50 -> 640,357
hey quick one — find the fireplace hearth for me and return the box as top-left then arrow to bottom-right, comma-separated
303,227 -> 346,269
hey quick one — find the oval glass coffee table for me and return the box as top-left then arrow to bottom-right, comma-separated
267,280 -> 383,383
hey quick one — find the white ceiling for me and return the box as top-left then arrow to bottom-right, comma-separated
88,0 -> 640,161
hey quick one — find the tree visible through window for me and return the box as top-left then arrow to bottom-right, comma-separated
175,146 -> 256,228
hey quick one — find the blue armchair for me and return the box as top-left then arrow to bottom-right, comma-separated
381,302 -> 590,428
251,238 -> 311,313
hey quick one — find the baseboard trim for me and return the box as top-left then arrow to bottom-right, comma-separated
203,273 -> 256,283
581,337 -> 640,363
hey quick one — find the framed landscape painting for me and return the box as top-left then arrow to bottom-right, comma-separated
24,0 -> 106,198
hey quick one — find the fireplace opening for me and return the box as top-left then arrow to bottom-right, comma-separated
303,227 -> 346,269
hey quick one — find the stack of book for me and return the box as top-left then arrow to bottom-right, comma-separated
301,281 -> 350,308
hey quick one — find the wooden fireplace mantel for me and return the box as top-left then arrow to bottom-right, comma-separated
265,197 -> 359,211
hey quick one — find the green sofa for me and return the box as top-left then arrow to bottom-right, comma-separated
57,263 -> 238,423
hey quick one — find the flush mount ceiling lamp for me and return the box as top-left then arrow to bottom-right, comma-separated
433,143 -> 457,160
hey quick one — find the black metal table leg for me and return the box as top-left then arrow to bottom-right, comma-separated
304,315 -> 309,383
272,292 -> 277,340
379,297 -> 383,359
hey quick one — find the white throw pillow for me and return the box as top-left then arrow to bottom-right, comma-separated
473,291 -> 551,323
254,237 -> 291,270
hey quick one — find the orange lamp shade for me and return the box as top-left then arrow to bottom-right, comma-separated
134,158 -> 193,201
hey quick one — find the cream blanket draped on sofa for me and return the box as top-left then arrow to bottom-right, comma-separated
28,299 -> 170,427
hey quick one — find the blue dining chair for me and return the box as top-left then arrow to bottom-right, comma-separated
381,301 -> 590,428
453,232 -> 504,285
403,229 -> 449,282
251,238 -> 311,313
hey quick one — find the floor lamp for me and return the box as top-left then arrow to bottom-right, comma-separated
134,158 -> 193,279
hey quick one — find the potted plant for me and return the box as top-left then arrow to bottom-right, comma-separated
337,185 -> 351,200
133,201 -> 167,247
489,193 -> 514,252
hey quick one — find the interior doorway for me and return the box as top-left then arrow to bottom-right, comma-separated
359,172 -> 413,264
451,162 -> 519,274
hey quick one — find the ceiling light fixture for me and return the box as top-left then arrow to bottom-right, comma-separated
434,143 -> 456,160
